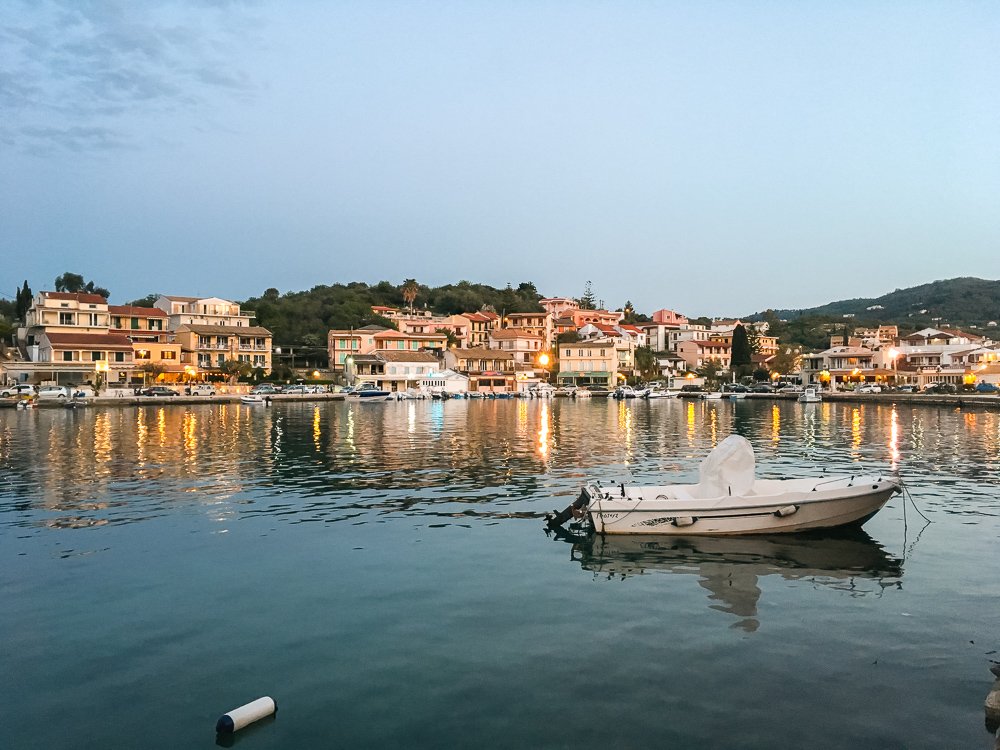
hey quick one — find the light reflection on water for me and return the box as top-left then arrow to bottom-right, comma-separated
2,399 -> 999,749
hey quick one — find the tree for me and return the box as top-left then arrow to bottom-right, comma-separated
127,294 -> 159,308
138,361 -> 167,385
435,328 -> 460,348
578,281 -> 596,310
402,279 -> 419,313
54,272 -> 85,293
55,272 -> 110,299
15,280 -> 32,321
696,358 -> 725,387
634,346 -> 660,381
769,347 -> 801,378
219,359 -> 252,385
731,324 -> 752,373
745,324 -> 761,354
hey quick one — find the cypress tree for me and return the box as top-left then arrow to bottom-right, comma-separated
731,324 -> 752,370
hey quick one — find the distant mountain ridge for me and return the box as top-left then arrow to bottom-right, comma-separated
752,277 -> 1000,327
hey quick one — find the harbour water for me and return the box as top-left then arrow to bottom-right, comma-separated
2,399 -> 998,748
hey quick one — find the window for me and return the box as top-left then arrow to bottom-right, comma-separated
199,337 -> 212,348
131,318 -> 140,329
135,350 -> 151,360
59,312 -> 74,325
62,351 -> 74,361
114,352 -> 125,362
253,355 -> 265,366
91,351 -> 102,361
150,319 -> 162,331
112,317 -> 122,328
161,351 -> 176,360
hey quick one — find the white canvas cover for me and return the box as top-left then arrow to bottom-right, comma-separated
698,435 -> 756,497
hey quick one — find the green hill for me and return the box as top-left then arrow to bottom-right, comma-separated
756,277 -> 1000,329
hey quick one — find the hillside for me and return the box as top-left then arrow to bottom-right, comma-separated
753,277 -> 1000,329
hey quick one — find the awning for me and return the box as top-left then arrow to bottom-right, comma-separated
556,371 -> 611,379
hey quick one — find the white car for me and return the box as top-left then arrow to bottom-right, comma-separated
37,385 -> 70,399
189,385 -> 217,396
857,384 -> 882,394
1,384 -> 36,397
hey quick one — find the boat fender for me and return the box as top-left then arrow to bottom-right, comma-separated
774,505 -> 799,517
216,696 -> 277,734
672,516 -> 696,527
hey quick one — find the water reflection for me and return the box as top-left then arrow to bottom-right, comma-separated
1,399 -> 998,532
553,529 -> 903,632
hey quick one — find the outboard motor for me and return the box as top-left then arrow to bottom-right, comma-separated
546,489 -> 590,528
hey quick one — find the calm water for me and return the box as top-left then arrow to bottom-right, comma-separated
2,399 -> 998,749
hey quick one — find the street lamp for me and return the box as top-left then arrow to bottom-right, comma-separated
345,356 -> 354,386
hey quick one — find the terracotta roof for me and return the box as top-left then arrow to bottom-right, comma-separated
42,291 -> 107,304
507,312 -> 546,319
490,328 -> 542,340
462,312 -> 491,322
553,317 -> 576,326
619,325 -> 642,334
377,351 -> 439,363
178,324 -> 272,336
108,305 -> 167,317
450,347 -> 515,360
160,295 -> 201,302
43,332 -> 133,349
479,311 -> 500,320
691,340 -> 730,348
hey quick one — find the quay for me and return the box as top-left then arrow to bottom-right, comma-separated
0,393 -> 347,409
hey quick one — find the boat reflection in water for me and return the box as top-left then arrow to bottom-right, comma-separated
550,528 -> 903,632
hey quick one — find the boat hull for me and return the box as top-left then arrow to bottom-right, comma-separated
585,480 -> 898,536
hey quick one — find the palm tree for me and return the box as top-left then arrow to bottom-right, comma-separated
402,279 -> 419,314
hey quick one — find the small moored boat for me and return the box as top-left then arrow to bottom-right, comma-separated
548,435 -> 900,536
798,387 -> 822,403
240,394 -> 269,405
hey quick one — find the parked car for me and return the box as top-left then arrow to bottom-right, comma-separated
37,385 -> 70,399
250,384 -> 278,395
283,385 -> 308,394
1,383 -> 36,398
188,384 -> 217,396
923,383 -> 957,394
680,384 -> 706,393
974,382 -> 999,393
142,386 -> 179,397
722,384 -> 749,393
857,384 -> 882,394
749,384 -> 774,393
897,385 -> 916,393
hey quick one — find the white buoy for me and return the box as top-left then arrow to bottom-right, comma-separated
216,696 -> 277,734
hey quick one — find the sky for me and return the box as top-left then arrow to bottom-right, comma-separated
2,1 -> 999,317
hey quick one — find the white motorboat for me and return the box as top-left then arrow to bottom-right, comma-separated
645,386 -> 676,399
549,435 -> 900,535
240,394 -> 268,405
348,382 -> 394,401
798,387 -> 822,403
704,391 -> 723,400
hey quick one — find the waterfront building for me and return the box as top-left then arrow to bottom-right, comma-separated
460,312 -> 497,348
556,341 -> 621,388
109,305 -> 185,381
420,369 -> 469,395
676,339 -> 732,373
444,347 -> 516,393
487,328 -> 545,367
327,326 -> 448,371
173,324 -> 272,373
155,295 -> 258,330
504,312 -> 553,345
351,351 -> 440,391
16,291 -> 134,385
539,297 -> 578,319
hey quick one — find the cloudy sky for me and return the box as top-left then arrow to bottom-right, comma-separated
2,1 -> 998,316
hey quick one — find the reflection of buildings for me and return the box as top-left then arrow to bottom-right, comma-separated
563,531 -> 902,632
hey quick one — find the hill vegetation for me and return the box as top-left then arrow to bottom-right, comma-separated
751,277 -> 1000,351
242,280 -> 544,345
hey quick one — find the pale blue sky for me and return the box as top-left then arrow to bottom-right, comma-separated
2,1 -> 998,316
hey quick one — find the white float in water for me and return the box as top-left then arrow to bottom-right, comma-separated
215,696 -> 277,734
